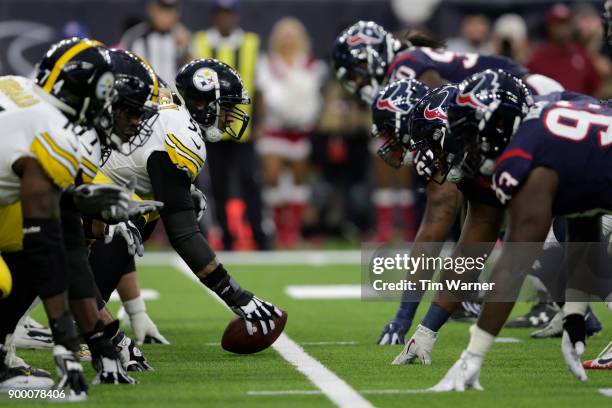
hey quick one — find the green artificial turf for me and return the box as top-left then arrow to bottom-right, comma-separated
2,259 -> 611,407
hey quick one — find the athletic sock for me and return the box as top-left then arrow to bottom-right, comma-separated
421,303 -> 451,332
393,301 -> 419,326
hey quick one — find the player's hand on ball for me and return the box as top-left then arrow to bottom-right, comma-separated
104,221 -> 144,257
430,350 -> 484,392
231,296 -> 283,336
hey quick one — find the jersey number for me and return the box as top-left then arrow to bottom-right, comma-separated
545,105 -> 612,147
420,48 -> 479,69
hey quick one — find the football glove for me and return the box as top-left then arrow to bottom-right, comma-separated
130,311 -> 170,346
125,198 -> 164,220
562,314 -> 588,381
53,345 -> 88,401
414,148 -> 435,180
231,296 -> 283,336
190,184 -> 207,221
430,350 -> 484,392
92,355 -> 137,384
377,319 -> 411,345
114,332 -> 153,372
104,221 -> 144,257
392,324 -> 437,365
71,184 -> 131,223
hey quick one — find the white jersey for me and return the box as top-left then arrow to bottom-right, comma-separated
0,76 -> 81,207
101,102 -> 206,198
77,129 -> 102,184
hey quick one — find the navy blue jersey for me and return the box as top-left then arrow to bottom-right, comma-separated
492,95 -> 612,216
387,47 -> 529,84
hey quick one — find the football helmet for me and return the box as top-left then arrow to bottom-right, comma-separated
99,49 -> 159,157
35,38 -> 115,131
445,69 -> 532,182
332,21 -> 402,104
371,79 -> 429,168
175,59 -> 250,142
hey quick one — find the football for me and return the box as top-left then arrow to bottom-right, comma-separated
221,310 -> 288,354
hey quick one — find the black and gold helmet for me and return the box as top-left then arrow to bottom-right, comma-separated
99,49 -> 160,156
175,59 -> 250,142
35,37 -> 115,130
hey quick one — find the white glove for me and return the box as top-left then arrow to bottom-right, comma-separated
562,330 -> 587,381
392,324 -> 437,365
190,184 -> 207,221
105,221 -> 144,257
430,350 -> 484,392
231,296 -> 282,336
126,199 -> 164,220
130,312 -> 170,345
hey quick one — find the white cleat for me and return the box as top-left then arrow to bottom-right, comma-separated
392,325 -> 437,365
12,321 -> 53,350
430,350 -> 484,392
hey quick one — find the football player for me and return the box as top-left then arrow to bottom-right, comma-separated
0,38 -> 118,397
421,71 -> 612,390
0,40 -> 162,395
88,58 -> 284,351
333,21 -> 565,344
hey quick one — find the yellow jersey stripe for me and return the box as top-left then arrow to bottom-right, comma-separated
82,157 -> 98,175
40,132 -> 79,171
31,139 -> 75,188
165,142 -> 199,180
167,133 -> 204,167
43,40 -> 102,92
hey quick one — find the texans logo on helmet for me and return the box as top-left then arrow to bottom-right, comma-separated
347,26 -> 384,46
376,82 -> 413,114
424,89 -> 450,121
456,70 -> 500,109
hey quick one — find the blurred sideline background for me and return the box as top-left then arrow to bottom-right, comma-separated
1,0 -> 609,251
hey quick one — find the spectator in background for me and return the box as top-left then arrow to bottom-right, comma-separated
120,0 -> 191,82
256,18 -> 325,247
528,3 -> 601,96
446,14 -> 491,54
490,13 -> 530,65
574,3 -> 611,96
191,0 -> 270,250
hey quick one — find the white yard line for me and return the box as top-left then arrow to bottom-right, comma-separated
285,285 -> 362,300
166,254 -> 373,408
138,250 -> 361,266
248,389 -> 433,396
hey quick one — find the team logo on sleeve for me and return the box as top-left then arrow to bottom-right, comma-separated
193,68 -> 218,92
456,70 -> 500,109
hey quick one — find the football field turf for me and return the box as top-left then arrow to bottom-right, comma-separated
4,251 -> 612,407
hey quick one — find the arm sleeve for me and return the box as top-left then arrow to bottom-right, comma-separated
146,151 -> 216,272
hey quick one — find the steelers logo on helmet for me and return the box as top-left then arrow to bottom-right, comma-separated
193,68 -> 218,92
95,71 -> 115,100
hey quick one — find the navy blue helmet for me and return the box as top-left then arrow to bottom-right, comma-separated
371,79 -> 429,168
332,21 -> 402,104
445,69 -> 532,181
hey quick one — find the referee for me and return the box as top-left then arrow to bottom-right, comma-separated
192,0 -> 270,250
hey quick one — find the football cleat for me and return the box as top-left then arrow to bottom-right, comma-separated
76,344 -> 92,363
506,302 -> 558,328
12,320 -> 54,349
113,332 -> 153,372
392,325 -> 437,365
377,320 -> 411,345
92,356 -> 137,384
53,345 -> 88,401
0,347 -> 53,392
4,337 -> 52,379
583,341 -> 612,369
430,350 -> 484,392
